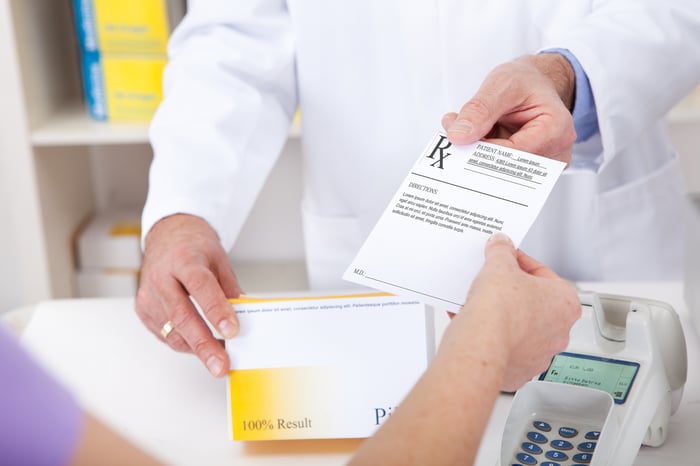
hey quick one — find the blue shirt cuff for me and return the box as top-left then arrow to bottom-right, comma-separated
540,48 -> 599,143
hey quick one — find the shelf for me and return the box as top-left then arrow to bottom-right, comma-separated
31,102 -> 150,147
31,102 -> 302,147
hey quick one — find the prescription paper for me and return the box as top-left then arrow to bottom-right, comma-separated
343,132 -> 565,312
226,293 -> 433,441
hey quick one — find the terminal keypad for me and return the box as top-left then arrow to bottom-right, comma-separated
510,419 -> 600,465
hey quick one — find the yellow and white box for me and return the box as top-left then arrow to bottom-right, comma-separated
227,293 -> 434,441
75,209 -> 142,297
76,209 -> 142,270
73,0 -> 186,54
80,52 -> 166,122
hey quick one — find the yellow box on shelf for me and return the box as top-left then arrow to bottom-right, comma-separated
226,292 -> 434,441
93,0 -> 169,54
81,52 -> 166,121
73,0 -> 186,54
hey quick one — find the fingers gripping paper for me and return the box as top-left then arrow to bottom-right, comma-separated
343,132 -> 566,312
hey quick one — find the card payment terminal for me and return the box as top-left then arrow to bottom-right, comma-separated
500,291 -> 687,466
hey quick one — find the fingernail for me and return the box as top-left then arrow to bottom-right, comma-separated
207,356 -> 224,376
218,318 -> 237,339
488,232 -> 512,245
448,119 -> 473,134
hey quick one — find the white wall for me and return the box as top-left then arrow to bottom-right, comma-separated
0,153 -> 22,313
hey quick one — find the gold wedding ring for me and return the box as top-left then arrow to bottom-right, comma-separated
160,320 -> 175,339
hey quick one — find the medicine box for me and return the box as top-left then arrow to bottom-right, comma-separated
76,209 -> 142,270
72,0 -> 186,121
80,52 -> 166,122
73,0 -> 186,54
226,292 -> 434,441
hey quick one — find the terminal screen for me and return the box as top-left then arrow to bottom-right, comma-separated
540,352 -> 640,404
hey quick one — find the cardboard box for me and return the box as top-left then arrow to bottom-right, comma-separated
76,268 -> 139,298
77,210 -> 142,270
226,292 -> 434,441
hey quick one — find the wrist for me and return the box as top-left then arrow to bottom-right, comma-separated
144,213 -> 215,250
439,300 -> 511,375
519,53 -> 576,112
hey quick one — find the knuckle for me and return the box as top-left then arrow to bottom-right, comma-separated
137,267 -> 171,300
168,334 -> 191,353
181,267 -> 215,296
554,110 -> 576,141
562,123 -> 577,147
134,294 -> 156,325
462,97 -> 493,120
170,243 -> 204,268
192,338 -> 215,358
170,301 -> 198,329
200,297 -> 227,321
135,287 -> 151,314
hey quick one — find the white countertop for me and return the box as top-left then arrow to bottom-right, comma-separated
8,281 -> 700,465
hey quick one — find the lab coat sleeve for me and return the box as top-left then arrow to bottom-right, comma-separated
545,0 -> 700,169
142,0 -> 297,250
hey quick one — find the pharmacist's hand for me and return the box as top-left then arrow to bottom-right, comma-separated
441,53 -> 576,166
136,214 -> 242,377
456,233 -> 581,392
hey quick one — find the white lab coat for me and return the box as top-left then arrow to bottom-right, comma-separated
144,0 -> 700,289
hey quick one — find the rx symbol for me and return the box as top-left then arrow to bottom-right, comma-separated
427,135 -> 452,169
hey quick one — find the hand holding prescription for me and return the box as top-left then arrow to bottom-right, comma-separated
349,233 -> 580,465
344,133 -> 566,312
452,233 -> 581,391
442,53 -> 576,166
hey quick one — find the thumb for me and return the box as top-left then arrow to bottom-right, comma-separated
484,232 -> 517,263
445,93 -> 503,145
